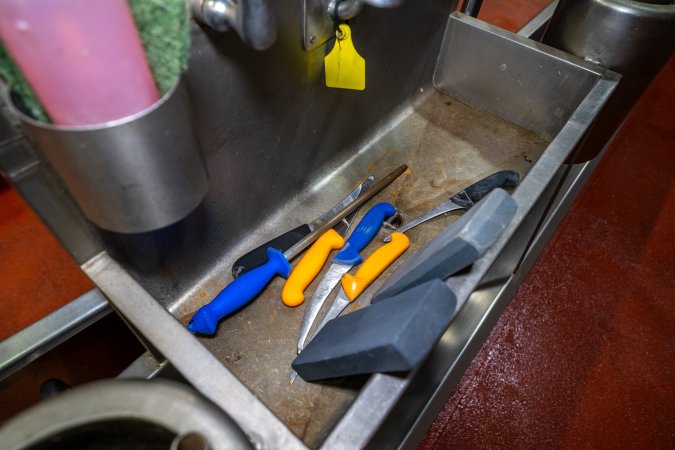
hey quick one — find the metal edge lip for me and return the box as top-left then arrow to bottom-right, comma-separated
604,0 -> 675,17
391,73 -> 621,450
5,74 -> 185,132
0,289 -> 110,381
516,1 -> 559,38
82,251 -> 307,450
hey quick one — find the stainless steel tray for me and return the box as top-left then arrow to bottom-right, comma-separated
0,8 -> 618,450
188,87 -> 547,447
85,13 -> 618,450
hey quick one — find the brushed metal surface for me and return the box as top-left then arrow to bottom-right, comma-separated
187,85 -> 551,448
0,5 -> 622,450
323,15 -> 618,450
433,14 -> 605,141
542,0 -> 675,161
82,252 -> 305,450
96,0 -> 456,316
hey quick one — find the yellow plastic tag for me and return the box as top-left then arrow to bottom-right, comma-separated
324,24 -> 365,91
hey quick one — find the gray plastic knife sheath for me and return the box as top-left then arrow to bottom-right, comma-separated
373,188 -> 518,302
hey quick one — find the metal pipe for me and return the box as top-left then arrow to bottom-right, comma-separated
331,0 -> 364,20
189,0 -> 277,50
460,0 -> 483,17
329,0 -> 405,21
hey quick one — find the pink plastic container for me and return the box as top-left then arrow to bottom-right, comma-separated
0,0 -> 159,126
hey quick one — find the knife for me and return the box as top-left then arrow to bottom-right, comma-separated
232,176 -> 374,278
187,165 -> 407,335
290,231 -> 410,384
281,229 -> 345,307
383,170 -> 519,241
295,202 -> 396,355
313,232 -> 410,336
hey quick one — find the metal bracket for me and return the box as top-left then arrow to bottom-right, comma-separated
190,0 -> 277,50
302,0 -> 336,51
302,0 -> 404,51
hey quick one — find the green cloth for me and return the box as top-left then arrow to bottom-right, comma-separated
0,44 -> 49,122
0,0 -> 190,123
129,0 -> 190,96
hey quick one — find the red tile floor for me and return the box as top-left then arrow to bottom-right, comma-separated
0,1 -> 673,446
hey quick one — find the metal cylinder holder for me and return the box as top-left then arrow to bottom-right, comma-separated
542,0 -> 675,162
11,79 -> 209,233
0,380 -> 252,450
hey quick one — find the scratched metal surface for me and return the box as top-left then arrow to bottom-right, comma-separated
178,87 -> 549,448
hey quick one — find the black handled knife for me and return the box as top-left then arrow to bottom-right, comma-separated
232,176 -> 374,277
384,170 -> 519,240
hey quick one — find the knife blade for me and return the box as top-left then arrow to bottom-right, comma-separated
383,170 -> 519,241
232,176 -> 374,278
290,231 -> 410,384
187,165 -> 407,335
315,231 -> 410,331
295,202 -> 396,355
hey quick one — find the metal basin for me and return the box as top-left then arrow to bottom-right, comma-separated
0,4 -> 620,449
79,12 -> 618,450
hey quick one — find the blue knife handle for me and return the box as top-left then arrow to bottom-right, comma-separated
188,248 -> 291,335
334,202 -> 396,265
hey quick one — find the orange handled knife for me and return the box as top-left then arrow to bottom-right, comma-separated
289,232 -> 409,384
281,229 -> 345,307
311,232 -> 410,343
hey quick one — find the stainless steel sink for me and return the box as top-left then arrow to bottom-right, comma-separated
0,4 -> 619,450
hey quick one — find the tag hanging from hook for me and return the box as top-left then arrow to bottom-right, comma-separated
324,24 -> 365,91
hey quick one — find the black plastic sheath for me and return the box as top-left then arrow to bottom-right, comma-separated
231,224 -> 311,278
449,170 -> 519,208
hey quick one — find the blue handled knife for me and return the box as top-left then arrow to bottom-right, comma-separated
295,202 -> 396,356
187,165 -> 407,335
231,177 -> 374,278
